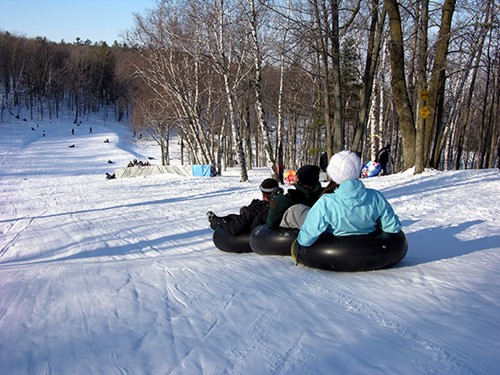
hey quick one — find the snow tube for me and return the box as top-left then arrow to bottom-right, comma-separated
292,231 -> 408,272
212,228 -> 252,253
362,160 -> 382,177
249,225 -> 298,256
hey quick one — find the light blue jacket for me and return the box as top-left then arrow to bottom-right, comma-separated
298,179 -> 402,246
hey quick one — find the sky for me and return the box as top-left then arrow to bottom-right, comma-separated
0,0 -> 157,45
0,111 -> 499,374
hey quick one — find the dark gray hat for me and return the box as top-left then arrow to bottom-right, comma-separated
296,165 -> 320,187
259,178 -> 280,193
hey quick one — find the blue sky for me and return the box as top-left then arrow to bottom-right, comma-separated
0,0 -> 156,44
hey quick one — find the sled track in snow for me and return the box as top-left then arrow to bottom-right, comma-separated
220,312 -> 314,375
302,271 -> 489,375
151,259 -> 316,375
0,217 -> 36,259
150,252 -> 487,374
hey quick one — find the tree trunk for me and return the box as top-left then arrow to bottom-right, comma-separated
351,1 -> 386,153
488,49 -> 500,168
330,0 -> 343,153
247,0 -> 275,176
454,4 -> 489,169
276,0 -> 291,183
312,0 -> 333,159
414,0 -> 428,174
215,0 -> 248,181
424,0 -> 456,169
384,0 -> 416,170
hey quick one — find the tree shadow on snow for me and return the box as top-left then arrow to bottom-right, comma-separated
377,170 -> 499,201
397,219 -> 500,267
57,228 -> 213,263
0,187 -> 252,225
1,228 -> 214,266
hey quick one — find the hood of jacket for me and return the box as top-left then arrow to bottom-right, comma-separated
334,179 -> 368,207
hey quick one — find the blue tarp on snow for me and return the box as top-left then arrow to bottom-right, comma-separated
191,164 -> 215,177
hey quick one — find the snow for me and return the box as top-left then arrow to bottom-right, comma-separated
1,116 -> 499,375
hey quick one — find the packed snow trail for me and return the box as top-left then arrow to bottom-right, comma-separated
1,118 -> 499,374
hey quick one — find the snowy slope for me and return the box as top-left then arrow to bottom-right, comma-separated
0,116 -> 499,375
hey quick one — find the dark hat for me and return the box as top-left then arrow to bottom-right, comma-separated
259,178 -> 280,193
296,165 -> 320,187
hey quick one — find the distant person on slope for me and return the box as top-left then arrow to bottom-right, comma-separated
207,178 -> 282,236
375,144 -> 391,176
298,150 -> 401,247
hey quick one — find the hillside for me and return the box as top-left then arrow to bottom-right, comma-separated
1,116 -> 499,374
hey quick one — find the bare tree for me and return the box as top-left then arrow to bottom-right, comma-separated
351,0 -> 386,154
414,0 -> 429,174
275,0 -> 291,182
384,0 -> 458,173
205,0 -> 250,181
241,0 -> 276,178
423,0 -> 456,171
384,0 -> 416,170
129,0 -> 217,166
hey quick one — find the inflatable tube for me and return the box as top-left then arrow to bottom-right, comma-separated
292,231 -> 408,272
361,160 -> 382,178
212,228 -> 252,253
249,225 -> 298,256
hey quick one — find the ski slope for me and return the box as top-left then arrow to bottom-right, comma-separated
1,116 -> 499,374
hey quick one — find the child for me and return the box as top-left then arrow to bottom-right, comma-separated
207,178 -> 282,236
298,150 -> 401,247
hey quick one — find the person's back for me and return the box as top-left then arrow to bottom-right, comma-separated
376,144 -> 391,175
376,147 -> 389,164
267,165 -> 322,229
211,198 -> 269,235
298,150 -> 401,247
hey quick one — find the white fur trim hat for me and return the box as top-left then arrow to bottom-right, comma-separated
326,150 -> 361,184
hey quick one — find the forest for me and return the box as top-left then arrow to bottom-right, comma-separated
1,0 -> 498,181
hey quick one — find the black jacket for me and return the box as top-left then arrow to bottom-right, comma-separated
213,199 -> 270,236
376,148 -> 390,165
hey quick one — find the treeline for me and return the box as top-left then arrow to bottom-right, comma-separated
1,0 -> 499,180
0,32 -> 134,123
127,0 -> 499,179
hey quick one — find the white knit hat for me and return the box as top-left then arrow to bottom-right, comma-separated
326,150 -> 361,184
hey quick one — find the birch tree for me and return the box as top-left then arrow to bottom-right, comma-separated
241,0 -> 276,177
206,0 -> 249,181
129,0 -> 216,166
275,0 -> 291,182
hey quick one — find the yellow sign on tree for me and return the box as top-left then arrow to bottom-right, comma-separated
420,89 -> 429,101
420,106 -> 431,119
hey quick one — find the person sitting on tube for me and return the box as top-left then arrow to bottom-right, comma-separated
298,150 -> 401,247
207,178 -> 282,236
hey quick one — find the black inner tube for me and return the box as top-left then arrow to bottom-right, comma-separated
292,231 -> 408,272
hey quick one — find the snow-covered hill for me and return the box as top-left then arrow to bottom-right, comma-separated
1,116 -> 499,374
